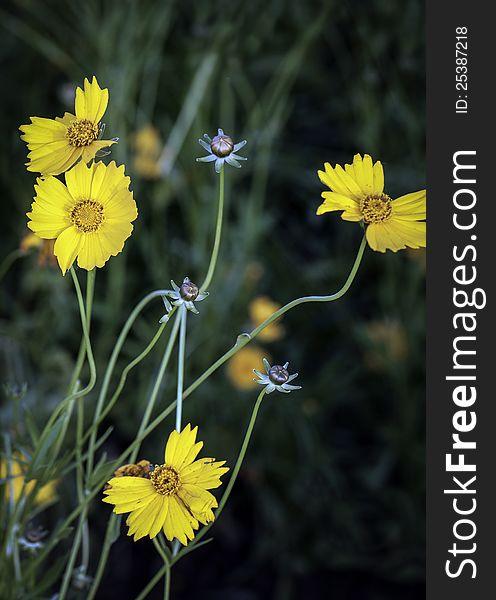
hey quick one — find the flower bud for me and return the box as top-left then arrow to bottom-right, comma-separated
210,133 -> 234,158
180,279 -> 199,301
268,365 -> 289,385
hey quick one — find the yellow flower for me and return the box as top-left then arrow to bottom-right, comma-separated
227,346 -> 267,390
248,296 -> 284,342
131,125 -> 162,179
0,454 -> 58,506
19,76 -> 116,176
103,424 -> 229,545
26,160 -> 138,275
317,154 -> 426,253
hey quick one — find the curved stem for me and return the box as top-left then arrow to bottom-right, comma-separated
175,305 -> 187,432
27,236 -> 367,571
175,389 -> 266,560
86,289 -> 170,478
184,234 -> 367,398
132,310 -> 182,461
200,166 -> 225,292
87,312 -> 182,600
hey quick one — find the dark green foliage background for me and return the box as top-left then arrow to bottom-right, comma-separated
0,0 -> 425,598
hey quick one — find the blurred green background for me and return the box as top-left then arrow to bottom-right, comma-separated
0,0 -> 425,598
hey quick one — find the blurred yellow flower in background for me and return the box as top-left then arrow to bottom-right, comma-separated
248,296 -> 284,342
227,345 -> 268,390
20,232 -> 57,268
131,125 -> 162,179
103,424 -> 228,544
0,453 -> 58,506
20,76 -> 116,176
317,153 -> 426,253
363,320 -> 408,371
26,160 -> 138,275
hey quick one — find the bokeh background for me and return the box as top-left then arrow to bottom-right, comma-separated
0,0 -> 425,598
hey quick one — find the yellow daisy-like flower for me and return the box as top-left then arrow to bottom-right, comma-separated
103,424 -> 229,545
317,154 -> 426,252
0,454 -> 58,506
19,76 -> 116,176
26,160 -> 138,275
227,346 -> 268,391
248,296 -> 285,342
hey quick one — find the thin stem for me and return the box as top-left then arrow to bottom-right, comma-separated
152,539 -> 171,600
175,389 -> 266,558
134,565 -> 167,600
132,310 -> 182,461
184,234 -> 368,399
200,166 -> 225,292
26,236 -> 367,571
59,269 -> 96,600
175,305 -> 187,432
87,312 -> 181,600
86,289 -> 170,478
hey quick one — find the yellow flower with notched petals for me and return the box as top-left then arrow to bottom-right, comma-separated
103,424 -> 229,545
26,160 -> 137,275
0,454 -> 58,506
248,296 -> 284,342
227,346 -> 267,390
317,154 -> 426,253
19,76 -> 116,176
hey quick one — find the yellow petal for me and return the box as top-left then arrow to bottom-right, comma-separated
20,117 -> 67,145
346,154 -> 374,196
316,192 -> 361,222
366,220 -> 426,253
372,160 -> 384,194
53,227 -> 83,274
164,424 -> 199,470
65,160 -> 93,201
392,190 -> 426,221
76,235 -> 106,271
81,139 -> 117,164
181,458 -> 229,489
75,76 -> 108,123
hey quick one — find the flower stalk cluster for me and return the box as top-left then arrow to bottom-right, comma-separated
8,73 -> 426,600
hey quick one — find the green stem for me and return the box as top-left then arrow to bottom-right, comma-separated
132,310 -> 182,461
175,389 -> 266,559
59,269 -> 96,600
200,166 -> 225,293
87,312 -> 181,600
26,236 -> 367,571
82,314 -> 174,451
152,539 -> 171,600
85,289 -> 170,479
175,305 -> 187,432
184,234 -> 367,398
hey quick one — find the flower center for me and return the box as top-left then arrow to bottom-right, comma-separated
360,194 -> 393,223
70,200 -> 105,233
150,465 -> 181,495
269,365 -> 289,385
180,280 -> 199,301
211,134 -> 234,158
66,119 -> 100,147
